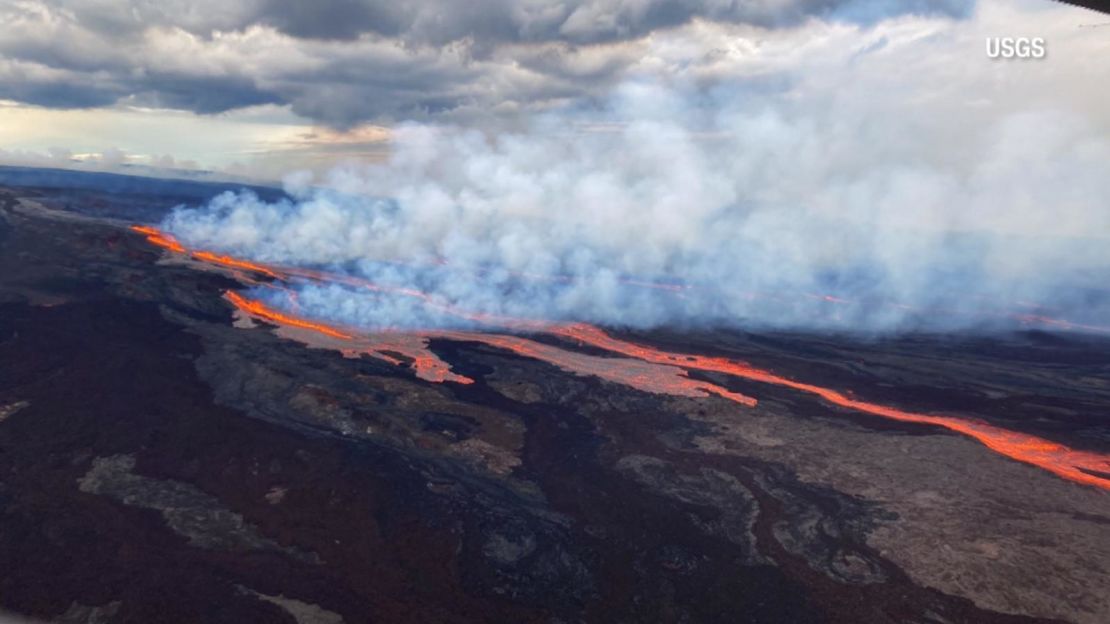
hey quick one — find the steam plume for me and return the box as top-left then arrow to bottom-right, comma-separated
163,6 -> 1110,335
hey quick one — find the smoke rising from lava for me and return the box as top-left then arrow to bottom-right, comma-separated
162,8 -> 1110,335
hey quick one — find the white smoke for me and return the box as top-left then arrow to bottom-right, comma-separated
163,1 -> 1110,334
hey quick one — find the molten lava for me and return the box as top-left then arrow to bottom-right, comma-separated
342,333 -> 474,385
225,291 -> 352,340
223,290 -> 753,403
280,266 -> 554,331
130,225 -> 286,280
132,223 -> 1110,491
193,251 -> 283,279
131,224 -> 186,253
441,332 -> 757,407
550,324 -> 1110,490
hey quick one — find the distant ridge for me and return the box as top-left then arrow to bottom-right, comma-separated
0,165 -> 284,204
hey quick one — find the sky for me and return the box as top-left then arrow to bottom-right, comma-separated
0,0 -> 1107,333
0,0 -> 1105,181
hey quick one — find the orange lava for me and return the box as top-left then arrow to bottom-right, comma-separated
282,266 -> 554,331
445,332 -> 757,406
551,324 -> 1110,491
130,224 -> 1106,335
225,291 -> 352,340
130,224 -> 185,253
223,288 -> 470,384
131,223 -> 1110,491
343,333 -> 474,385
130,225 -> 285,279
218,287 -> 750,400
192,251 -> 283,279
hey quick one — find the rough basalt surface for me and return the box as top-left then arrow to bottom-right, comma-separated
1,184 -> 1108,623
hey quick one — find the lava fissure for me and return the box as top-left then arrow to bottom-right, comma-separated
134,224 -> 1110,490
225,291 -> 352,340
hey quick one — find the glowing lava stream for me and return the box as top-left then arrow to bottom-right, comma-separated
224,291 -> 758,406
131,225 -> 1109,334
225,291 -> 352,340
132,224 -> 1110,490
131,225 -> 185,253
224,291 -> 1109,492
550,324 -> 1110,490
435,331 -> 758,407
130,226 -> 550,331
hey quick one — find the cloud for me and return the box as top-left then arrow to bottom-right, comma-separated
250,0 -> 972,45
0,0 -> 972,125
160,2 -> 1110,334
42,0 -> 975,44
0,145 -> 215,180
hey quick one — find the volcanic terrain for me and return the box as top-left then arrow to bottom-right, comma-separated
0,174 -> 1108,624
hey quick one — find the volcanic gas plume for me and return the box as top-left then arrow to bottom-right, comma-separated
131,225 -> 1110,492
157,77 -> 1110,336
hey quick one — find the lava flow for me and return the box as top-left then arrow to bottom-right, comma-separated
132,223 -> 1110,491
225,291 -> 352,340
339,332 -> 474,385
194,251 -> 283,279
279,266 -> 555,332
131,226 -> 286,280
131,224 -> 185,253
224,289 -> 755,405
551,324 -> 1110,491
441,332 -> 757,407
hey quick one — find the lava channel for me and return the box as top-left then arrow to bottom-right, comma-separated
551,324 -> 1110,491
225,290 -> 756,405
133,224 -> 1110,491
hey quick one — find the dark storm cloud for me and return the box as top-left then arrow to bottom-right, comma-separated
254,0 -> 973,45
0,0 -> 973,125
138,73 -> 281,114
257,0 -> 407,40
0,78 -> 120,108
